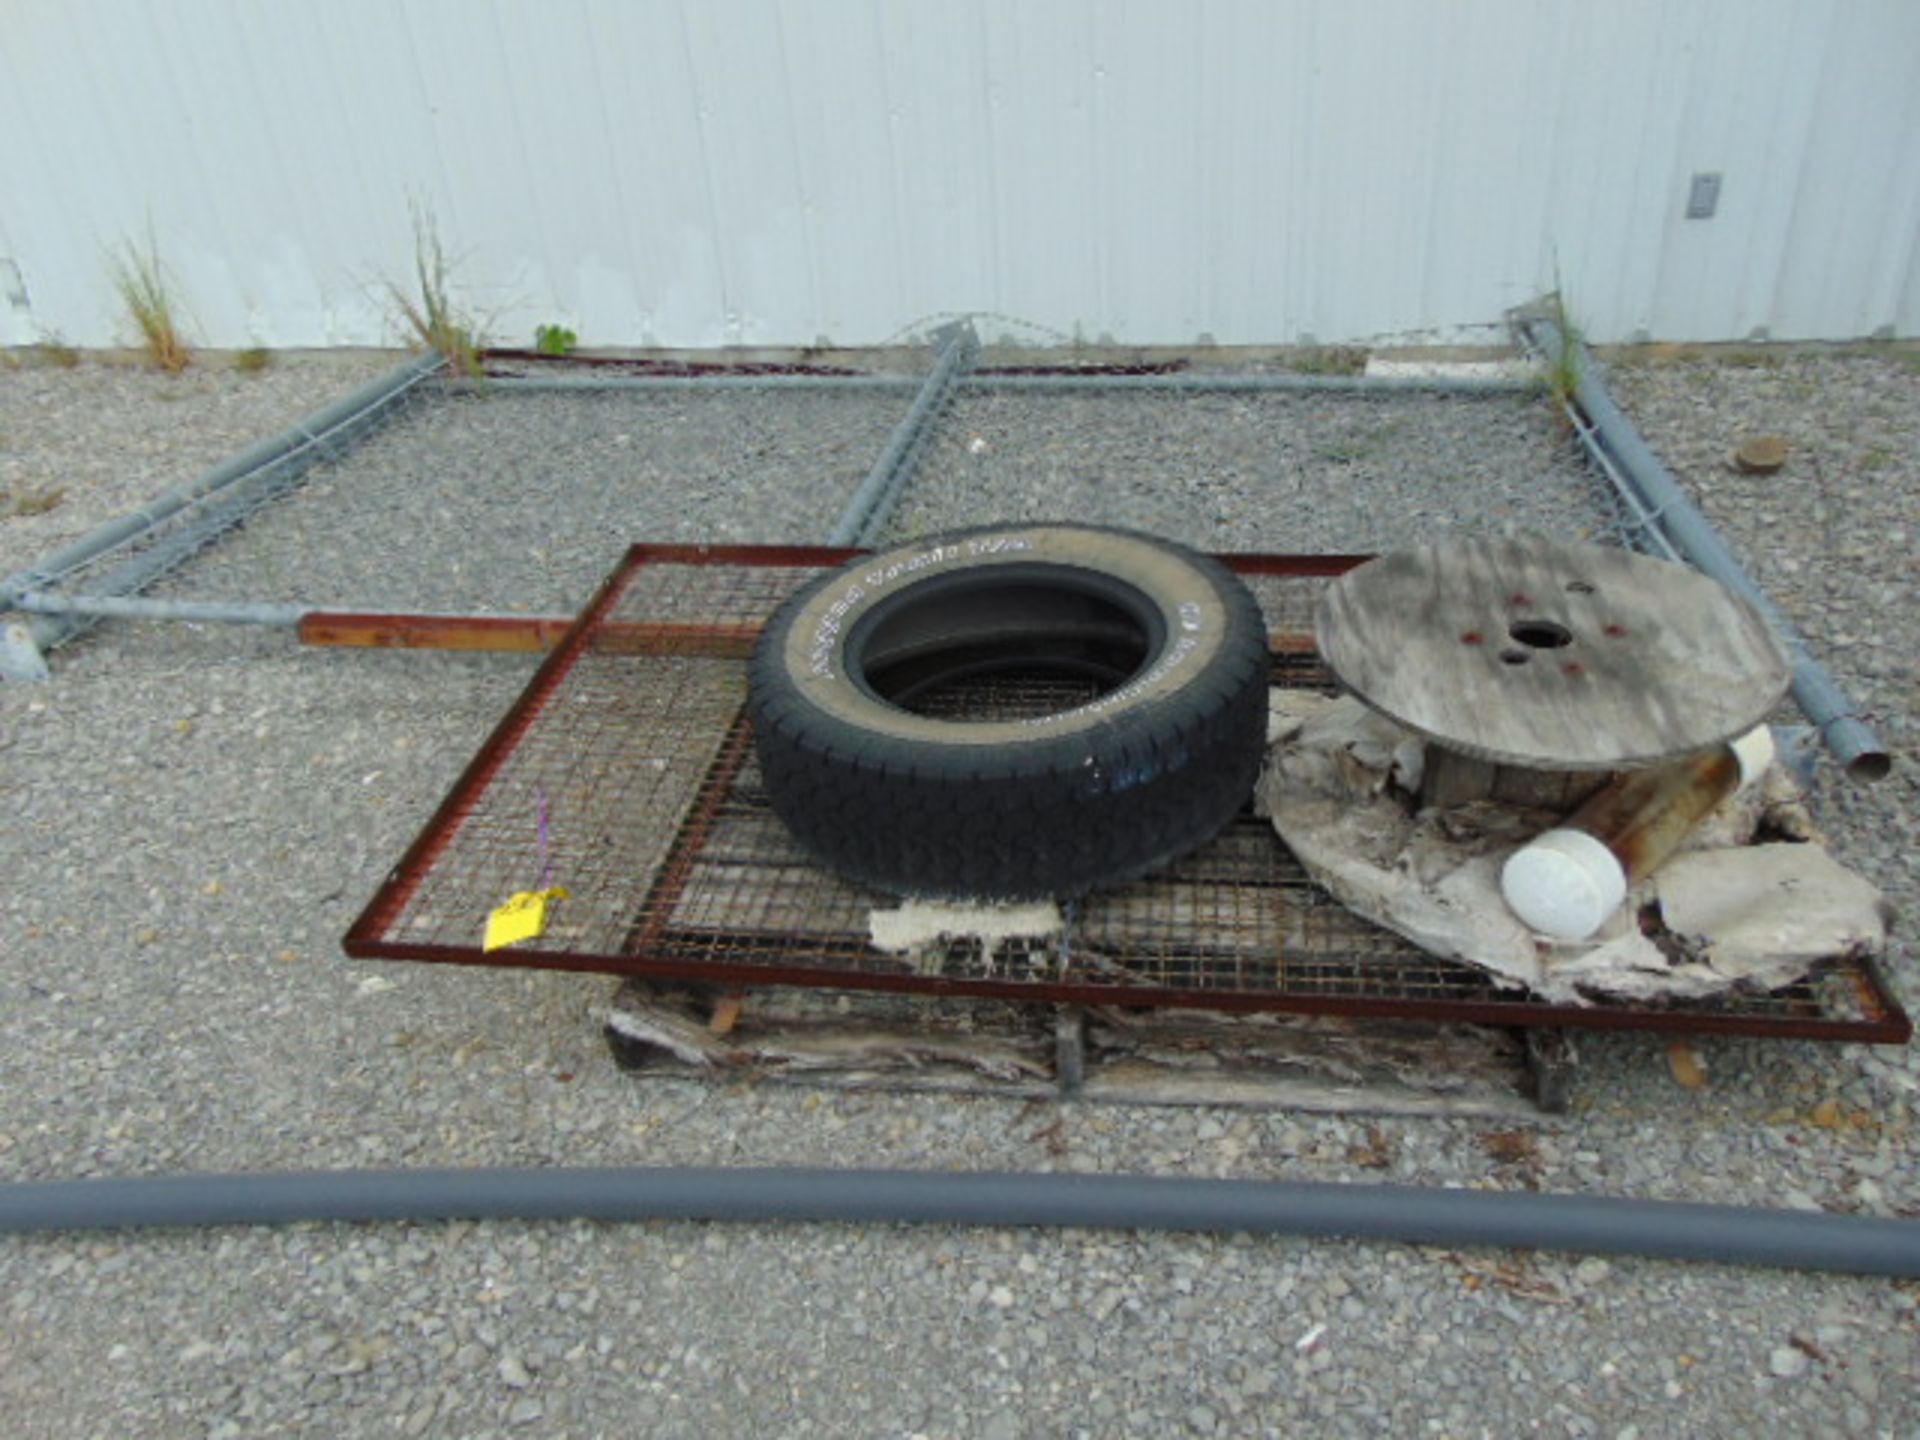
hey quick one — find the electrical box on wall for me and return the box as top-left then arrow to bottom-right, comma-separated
1686,173 -> 1723,219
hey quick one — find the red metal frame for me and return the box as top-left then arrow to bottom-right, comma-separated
343,544 -> 1911,1045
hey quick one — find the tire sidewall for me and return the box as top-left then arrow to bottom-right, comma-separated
760,525 -> 1248,759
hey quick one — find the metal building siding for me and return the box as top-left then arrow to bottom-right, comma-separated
1,0 -> 1916,348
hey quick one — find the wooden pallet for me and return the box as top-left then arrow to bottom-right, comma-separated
603,980 -> 1563,1119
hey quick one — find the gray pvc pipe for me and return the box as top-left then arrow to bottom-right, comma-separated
0,353 -> 443,606
2,1166 -> 1915,1277
1523,317 -> 1890,782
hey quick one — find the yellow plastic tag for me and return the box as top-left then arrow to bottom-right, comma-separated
483,887 -> 570,952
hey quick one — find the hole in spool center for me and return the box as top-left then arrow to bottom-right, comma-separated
1508,619 -> 1573,649
1499,648 -> 1531,666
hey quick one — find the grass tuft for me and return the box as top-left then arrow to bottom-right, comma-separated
3,486 -> 66,518
235,346 -> 273,373
36,337 -> 81,368
1289,345 -> 1369,376
1541,286 -> 1583,408
111,234 -> 192,374
386,206 -> 483,377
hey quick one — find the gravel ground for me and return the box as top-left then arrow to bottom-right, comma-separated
889,388 -> 1606,552
1,349 -> 1917,1437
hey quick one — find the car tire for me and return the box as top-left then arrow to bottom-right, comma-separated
746,523 -> 1269,901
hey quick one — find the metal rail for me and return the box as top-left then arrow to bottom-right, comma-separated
961,372 -> 1528,394
10,593 -> 306,627
827,320 -> 979,545
463,370 -> 1530,396
450,375 -> 922,393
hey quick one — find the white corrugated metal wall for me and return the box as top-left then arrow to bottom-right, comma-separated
2,0 -> 1916,349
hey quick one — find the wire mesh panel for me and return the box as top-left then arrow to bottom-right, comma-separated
136,379 -> 921,616
15,358 -> 444,615
347,545 -> 1909,1043
388,656 -> 747,958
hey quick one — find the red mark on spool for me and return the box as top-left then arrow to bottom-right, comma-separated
1460,630 -> 1484,645
1508,593 -> 1533,608
1603,622 -> 1628,638
1561,661 -> 1585,677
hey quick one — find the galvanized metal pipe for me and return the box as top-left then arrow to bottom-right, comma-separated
446,375 -> 923,393
453,372 -> 1527,396
828,322 -> 979,546
0,353 -> 443,606
1520,316 -> 1889,782
23,484 -> 303,653
961,373 -> 1530,394
11,592 -> 306,626
1,1165 -> 1915,1277
11,593 -> 582,638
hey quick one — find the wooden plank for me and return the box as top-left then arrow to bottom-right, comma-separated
1316,538 -> 1791,770
708,993 -> 744,1035
602,981 -> 1543,1118
298,611 -> 573,652
1421,749 -> 1498,808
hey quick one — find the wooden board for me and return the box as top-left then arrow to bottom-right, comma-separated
1315,539 -> 1790,770
602,981 -> 1549,1118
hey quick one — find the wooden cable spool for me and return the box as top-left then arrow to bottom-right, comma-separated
1315,537 -> 1792,810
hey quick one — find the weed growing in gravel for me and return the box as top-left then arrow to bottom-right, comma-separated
1289,345 -> 1369,376
111,232 -> 192,374
387,205 -> 484,378
35,336 -> 81,368
1542,287 -> 1583,407
2,486 -> 65,517
235,346 -> 273,373
534,323 -> 577,357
